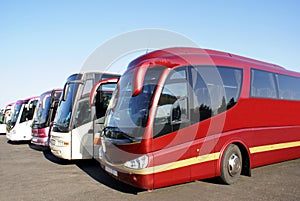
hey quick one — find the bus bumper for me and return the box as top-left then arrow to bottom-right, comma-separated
6,130 -> 31,141
31,136 -> 49,147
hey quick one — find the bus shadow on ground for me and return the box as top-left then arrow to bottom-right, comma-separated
42,150 -> 78,165
28,143 -> 50,151
201,177 -> 224,185
76,159 -> 143,195
7,140 -> 30,145
42,150 -> 142,194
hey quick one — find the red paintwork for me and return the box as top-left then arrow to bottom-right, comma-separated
89,78 -> 119,105
32,128 -> 48,137
101,47 -> 300,190
31,127 -> 49,146
100,163 -> 154,189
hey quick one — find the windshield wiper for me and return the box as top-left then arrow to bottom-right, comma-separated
53,122 -> 68,132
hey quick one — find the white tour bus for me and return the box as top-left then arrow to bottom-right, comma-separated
50,72 -> 119,160
6,97 -> 39,141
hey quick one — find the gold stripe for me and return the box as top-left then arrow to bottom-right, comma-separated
124,152 -> 220,175
249,141 -> 300,154
105,140 -> 300,176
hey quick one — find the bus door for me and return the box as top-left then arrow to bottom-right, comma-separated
71,78 -> 94,159
91,79 -> 118,161
152,67 -> 192,187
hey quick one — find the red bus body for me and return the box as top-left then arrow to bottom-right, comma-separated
99,47 -> 300,190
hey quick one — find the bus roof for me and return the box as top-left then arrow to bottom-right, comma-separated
67,71 -> 121,78
128,47 -> 299,96
128,47 -> 285,71
40,89 -> 62,97
15,96 -> 39,104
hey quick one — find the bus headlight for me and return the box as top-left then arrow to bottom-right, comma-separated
124,155 -> 149,169
56,140 -> 69,147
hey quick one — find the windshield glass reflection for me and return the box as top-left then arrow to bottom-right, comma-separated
53,74 -> 82,132
104,66 -> 165,141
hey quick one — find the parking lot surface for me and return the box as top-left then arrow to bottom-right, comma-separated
0,134 -> 299,201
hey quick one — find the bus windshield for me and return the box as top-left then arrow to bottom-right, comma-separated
53,74 -> 82,132
9,102 -> 23,126
33,93 -> 51,127
104,66 -> 165,142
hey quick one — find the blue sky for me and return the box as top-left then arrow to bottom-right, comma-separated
1,0 -> 300,108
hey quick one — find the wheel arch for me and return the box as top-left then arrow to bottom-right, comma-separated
216,140 -> 251,177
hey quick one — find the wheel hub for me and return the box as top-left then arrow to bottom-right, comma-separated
228,153 -> 241,177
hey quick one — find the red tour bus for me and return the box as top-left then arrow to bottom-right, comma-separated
98,47 -> 300,190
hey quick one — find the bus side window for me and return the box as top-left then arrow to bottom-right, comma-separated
82,79 -> 93,97
191,69 -> 212,124
251,69 -> 277,98
277,74 -> 300,100
95,89 -> 113,119
218,67 -> 242,110
191,66 -> 242,124
74,100 -> 91,127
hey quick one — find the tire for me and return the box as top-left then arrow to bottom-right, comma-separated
220,144 -> 242,184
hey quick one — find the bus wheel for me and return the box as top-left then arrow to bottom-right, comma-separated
220,144 -> 242,184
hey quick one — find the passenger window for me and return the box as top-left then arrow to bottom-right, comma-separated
95,83 -> 116,119
277,74 -> 300,100
74,99 -> 91,127
82,79 -> 93,97
154,68 -> 189,138
218,67 -> 242,109
251,69 -> 277,98
191,66 -> 242,124
191,69 -> 212,123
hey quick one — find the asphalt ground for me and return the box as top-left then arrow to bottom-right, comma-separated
0,134 -> 299,201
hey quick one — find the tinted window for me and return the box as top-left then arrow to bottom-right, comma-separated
251,69 -> 277,98
73,99 -> 91,127
218,67 -> 242,109
191,66 -> 242,124
277,74 -> 300,100
95,83 -> 116,119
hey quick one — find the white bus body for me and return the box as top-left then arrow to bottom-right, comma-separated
6,97 -> 39,141
50,72 -> 119,160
